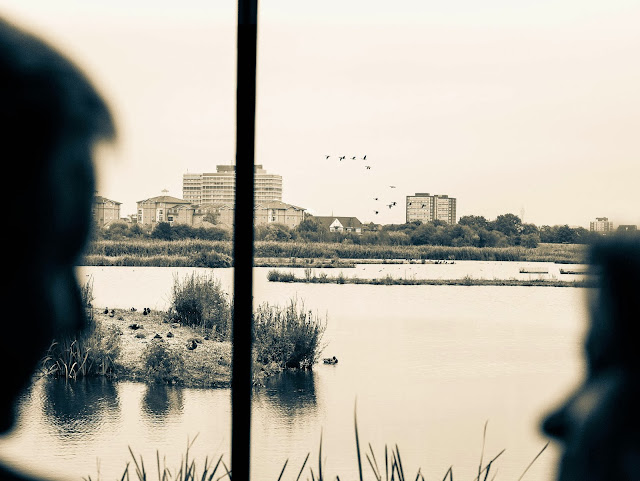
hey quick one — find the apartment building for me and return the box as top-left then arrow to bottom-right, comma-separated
183,165 -> 282,205
590,217 -> 614,233
199,200 -> 306,230
136,195 -> 192,226
93,195 -> 121,227
406,193 -> 457,225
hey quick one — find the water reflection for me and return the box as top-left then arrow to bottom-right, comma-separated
41,377 -> 120,437
141,384 -> 184,420
259,370 -> 318,418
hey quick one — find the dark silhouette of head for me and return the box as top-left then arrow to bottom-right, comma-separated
542,237 -> 640,480
0,17 -> 115,434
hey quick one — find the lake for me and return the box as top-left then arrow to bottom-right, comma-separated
0,263 -> 590,481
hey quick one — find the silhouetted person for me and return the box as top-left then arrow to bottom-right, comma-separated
542,237 -> 640,480
1,16 -> 115,480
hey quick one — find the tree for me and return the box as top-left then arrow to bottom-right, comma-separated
458,215 -> 488,230
263,223 -> 293,242
491,213 -> 522,237
105,221 -> 129,239
151,222 -> 172,240
410,223 -> 437,245
203,211 -> 220,225
520,233 -> 540,248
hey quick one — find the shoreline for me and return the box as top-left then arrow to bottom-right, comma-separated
42,308 -> 281,389
266,270 -> 595,287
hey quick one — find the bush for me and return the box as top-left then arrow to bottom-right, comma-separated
188,250 -> 233,268
168,273 -> 231,338
142,341 -> 186,384
42,322 -> 122,379
253,299 -> 326,369
41,278 -> 121,378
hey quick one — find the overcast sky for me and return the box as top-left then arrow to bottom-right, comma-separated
2,0 -> 639,227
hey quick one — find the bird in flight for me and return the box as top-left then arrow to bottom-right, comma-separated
325,155 -> 330,159
362,155 -> 367,160
389,185 -> 396,188
387,204 -> 394,209
365,165 -> 371,169
339,156 -> 345,161
374,210 -> 379,214
351,156 -> 356,160
373,197 -> 379,201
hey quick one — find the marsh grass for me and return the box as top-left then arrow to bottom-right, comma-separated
41,278 -> 121,379
100,413 -> 549,481
253,299 -> 326,369
85,435 -> 231,481
84,240 -> 587,266
266,270 -> 594,288
168,273 -> 232,338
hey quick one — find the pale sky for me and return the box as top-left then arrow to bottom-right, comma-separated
2,0 -> 639,227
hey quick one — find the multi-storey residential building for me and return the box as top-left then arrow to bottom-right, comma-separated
198,200 -> 306,230
136,195 -> 192,226
590,217 -> 614,233
93,195 -> 121,227
183,165 -> 282,205
406,193 -> 457,225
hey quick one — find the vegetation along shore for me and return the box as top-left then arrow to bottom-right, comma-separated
84,239 -> 587,267
267,269 -> 596,287
40,274 -> 326,387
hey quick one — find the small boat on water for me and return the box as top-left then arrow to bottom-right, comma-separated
323,356 -> 338,365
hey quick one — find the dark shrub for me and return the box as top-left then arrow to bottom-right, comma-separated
142,341 -> 186,384
168,273 -> 231,338
253,299 -> 326,369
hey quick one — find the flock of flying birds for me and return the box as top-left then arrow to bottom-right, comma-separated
323,154 -> 400,216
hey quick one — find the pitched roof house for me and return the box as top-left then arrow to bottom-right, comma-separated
314,216 -> 363,234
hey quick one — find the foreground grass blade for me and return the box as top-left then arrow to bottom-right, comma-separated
517,442 -> 550,481
473,449 -> 505,481
295,452 -> 310,481
479,420 -> 488,481
441,466 -> 453,481
276,459 -> 288,481
354,406 -> 364,481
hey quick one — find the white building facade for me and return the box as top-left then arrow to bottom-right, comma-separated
183,165 -> 282,205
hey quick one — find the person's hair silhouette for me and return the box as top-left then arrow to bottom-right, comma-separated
1,16 -> 115,480
542,237 -> 640,480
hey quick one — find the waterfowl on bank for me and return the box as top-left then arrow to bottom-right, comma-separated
323,356 -> 338,365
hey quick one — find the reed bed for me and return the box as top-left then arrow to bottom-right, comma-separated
83,240 -> 586,266
90,415 -> 548,481
267,270 -> 595,288
41,277 -> 122,379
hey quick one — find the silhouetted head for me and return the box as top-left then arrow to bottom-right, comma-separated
542,237 -> 640,480
0,17 -> 115,433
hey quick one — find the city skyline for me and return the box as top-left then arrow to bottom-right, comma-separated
3,0 -> 639,228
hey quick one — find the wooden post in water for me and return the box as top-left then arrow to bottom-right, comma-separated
232,0 -> 258,479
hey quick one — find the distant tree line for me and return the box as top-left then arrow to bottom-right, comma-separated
93,221 -> 231,241
94,214 -> 636,248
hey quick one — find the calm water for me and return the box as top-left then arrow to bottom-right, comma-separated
0,263 -> 590,481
